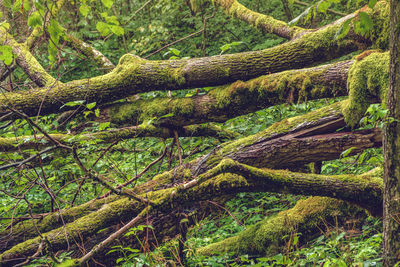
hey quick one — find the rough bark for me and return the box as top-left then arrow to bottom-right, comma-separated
106,60 -> 352,127
197,196 -> 365,256
0,27 -> 61,87
0,123 -> 238,153
383,0 -> 400,264
0,102 -> 384,264
0,157 -> 383,265
64,34 -> 115,72
2,1 -> 389,119
214,0 -> 305,39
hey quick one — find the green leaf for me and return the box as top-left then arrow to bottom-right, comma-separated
220,44 -> 230,53
368,0 -> 378,9
28,11 -> 42,28
60,100 -> 85,109
95,108 -> 100,117
316,0 -> 331,14
86,102 -> 96,110
340,147 -> 356,158
335,18 -> 352,39
288,6 -> 312,26
159,113 -> 174,119
109,24 -> 124,36
96,21 -> 110,36
169,48 -> 180,56
98,122 -> 110,131
0,45 -> 14,65
105,15 -> 119,25
0,22 -> 10,30
79,4 -> 91,17
101,0 -> 114,9
356,12 -> 373,36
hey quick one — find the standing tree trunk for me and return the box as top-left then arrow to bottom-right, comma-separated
383,0 -> 400,264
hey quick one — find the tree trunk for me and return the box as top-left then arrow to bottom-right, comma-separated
383,0 -> 400,264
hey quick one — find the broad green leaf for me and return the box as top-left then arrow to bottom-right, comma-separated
105,15 -> 119,25
316,0 -> 331,14
60,100 -> 85,109
288,6 -> 312,26
79,4 -> 91,17
86,102 -> 96,110
359,12 -> 373,32
368,0 -> 378,8
0,22 -> 10,30
0,11 -> 3,19
28,11 -> 42,28
169,48 -> 180,56
335,18 -> 352,39
96,21 -> 110,36
109,24 -> 124,36
0,45 -> 14,65
340,147 -> 356,158
99,122 -> 110,131
101,0 -> 114,9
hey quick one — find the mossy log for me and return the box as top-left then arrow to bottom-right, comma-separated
197,196 -> 364,256
0,27 -> 60,87
213,0 -> 305,39
64,34 -> 115,72
0,157 -> 383,264
106,60 -> 351,127
0,102 -> 383,264
0,101 -> 378,250
0,123 -> 238,152
1,1 -> 390,119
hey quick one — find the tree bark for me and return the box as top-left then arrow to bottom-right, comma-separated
383,0 -> 400,264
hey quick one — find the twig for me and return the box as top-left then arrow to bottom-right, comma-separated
99,145 -> 168,198
174,130 -> 183,166
0,146 -> 57,171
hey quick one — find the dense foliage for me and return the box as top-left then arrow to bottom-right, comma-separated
0,0 -> 389,265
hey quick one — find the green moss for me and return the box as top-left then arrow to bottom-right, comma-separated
342,52 -> 389,127
218,101 -> 343,155
197,196 -> 357,256
368,1 -> 390,50
109,96 -> 194,125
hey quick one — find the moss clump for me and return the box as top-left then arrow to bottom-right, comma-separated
109,96 -> 194,126
342,52 -> 389,127
197,196 -> 359,256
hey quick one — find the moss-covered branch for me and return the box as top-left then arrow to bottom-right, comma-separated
0,123 -> 237,152
0,156 -> 383,264
64,34 -> 115,72
342,51 -> 389,127
197,196 -> 363,256
1,1 -> 389,118
213,0 -> 305,39
0,27 -> 61,87
0,100 -> 383,263
107,60 -> 352,127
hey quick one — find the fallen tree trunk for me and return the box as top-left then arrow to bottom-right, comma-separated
0,101 -> 383,264
1,1 -> 390,119
105,60 -> 351,127
0,123 -> 238,152
197,196 -> 366,257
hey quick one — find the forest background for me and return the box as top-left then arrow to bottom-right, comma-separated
0,0 -> 392,265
